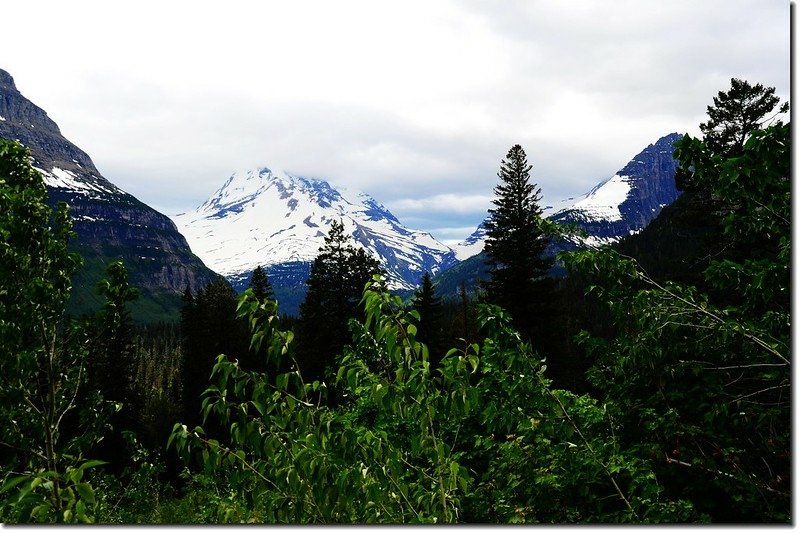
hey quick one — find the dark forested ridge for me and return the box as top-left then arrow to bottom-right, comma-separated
0,79 -> 789,524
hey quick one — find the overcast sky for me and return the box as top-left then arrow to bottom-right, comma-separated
1,1 -> 790,244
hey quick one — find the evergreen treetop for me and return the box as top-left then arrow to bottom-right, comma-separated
300,220 -> 382,316
249,265 -> 275,303
699,77 -> 788,158
483,144 -> 552,308
484,144 -> 550,275
295,220 -> 382,381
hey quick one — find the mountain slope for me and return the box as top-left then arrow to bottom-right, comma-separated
549,132 -> 683,246
0,69 -> 217,322
173,167 -> 459,312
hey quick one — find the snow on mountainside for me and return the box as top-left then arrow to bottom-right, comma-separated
452,224 -> 487,261
454,133 -> 683,258
568,173 -> 633,223
173,168 -> 458,290
549,132 -> 683,247
38,165 -> 123,200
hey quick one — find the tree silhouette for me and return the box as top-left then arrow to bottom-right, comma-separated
412,271 -> 446,367
483,144 -> 554,353
295,220 -> 381,382
249,265 -> 275,303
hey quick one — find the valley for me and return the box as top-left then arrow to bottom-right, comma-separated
0,68 -> 789,525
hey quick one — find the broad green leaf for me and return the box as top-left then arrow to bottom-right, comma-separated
74,482 -> 95,504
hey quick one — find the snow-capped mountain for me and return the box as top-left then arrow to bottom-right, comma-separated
453,133 -> 683,258
452,224 -> 488,261
0,68 -> 217,321
549,132 -> 683,246
173,168 -> 459,292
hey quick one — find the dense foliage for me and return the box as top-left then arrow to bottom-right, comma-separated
169,281 -> 696,523
0,140 -> 126,523
566,122 -> 789,521
0,79 -> 790,524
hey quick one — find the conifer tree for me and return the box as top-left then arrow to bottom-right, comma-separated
249,265 -> 275,303
179,285 -> 195,342
180,277 -> 250,424
449,281 -> 477,346
295,220 -> 381,382
411,271 -> 446,366
85,260 -> 140,470
178,285 -> 196,420
699,78 -> 788,157
91,261 -> 139,412
482,144 -> 553,349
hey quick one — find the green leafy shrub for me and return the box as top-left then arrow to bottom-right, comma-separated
169,276 -> 694,523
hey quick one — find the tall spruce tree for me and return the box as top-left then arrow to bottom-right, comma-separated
295,220 -> 381,382
249,265 -> 275,303
483,144 -> 553,349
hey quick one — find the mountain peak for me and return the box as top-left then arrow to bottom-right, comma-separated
545,132 -> 684,245
0,68 -> 217,321
0,69 -> 97,173
174,168 -> 457,290
0,69 -> 16,91
195,167 -> 351,219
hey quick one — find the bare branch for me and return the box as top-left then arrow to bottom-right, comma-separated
678,359 -> 788,370
618,253 -> 790,365
730,383 -> 789,403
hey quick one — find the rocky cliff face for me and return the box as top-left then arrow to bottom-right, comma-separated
548,133 -> 683,246
0,70 -> 96,173
0,69 -> 217,321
